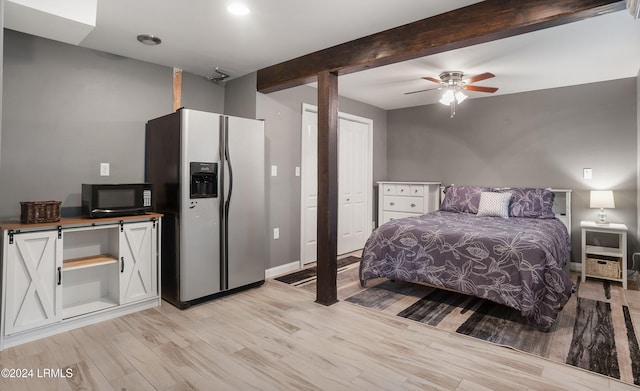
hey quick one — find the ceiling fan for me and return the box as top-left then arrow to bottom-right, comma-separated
405,71 -> 499,117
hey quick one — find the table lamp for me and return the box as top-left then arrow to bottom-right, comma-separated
590,190 -> 615,225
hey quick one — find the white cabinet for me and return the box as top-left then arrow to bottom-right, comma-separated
3,230 -> 62,335
378,181 -> 441,226
1,214 -> 161,349
581,221 -> 628,289
119,222 -> 157,304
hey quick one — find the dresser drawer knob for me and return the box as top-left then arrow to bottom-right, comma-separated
411,203 -> 416,207
390,202 -> 395,206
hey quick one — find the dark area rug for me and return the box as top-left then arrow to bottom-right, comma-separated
274,257 -> 640,386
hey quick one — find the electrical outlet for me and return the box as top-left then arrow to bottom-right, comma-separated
295,166 -> 300,177
583,168 -> 592,179
273,228 -> 280,239
271,165 -> 278,177
100,163 -> 110,176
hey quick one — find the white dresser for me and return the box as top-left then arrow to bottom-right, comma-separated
377,181 -> 441,226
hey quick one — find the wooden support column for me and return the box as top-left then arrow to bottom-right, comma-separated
316,71 -> 339,306
173,68 -> 182,112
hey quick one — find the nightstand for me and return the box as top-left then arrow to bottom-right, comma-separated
580,221 -> 628,289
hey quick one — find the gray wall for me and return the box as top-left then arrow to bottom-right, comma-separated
387,78 -> 638,262
0,30 -> 224,219
181,71 -> 225,113
224,73 -> 257,119
637,69 -> 640,248
257,84 -> 387,269
0,3 -> 4,168
4,29 -> 636,271
0,31 -> 388,272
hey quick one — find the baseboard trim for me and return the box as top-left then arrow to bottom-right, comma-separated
266,261 -> 301,279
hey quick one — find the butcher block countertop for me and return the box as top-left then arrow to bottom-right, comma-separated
0,212 -> 163,230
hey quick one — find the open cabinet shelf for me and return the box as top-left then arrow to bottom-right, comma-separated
63,254 -> 118,270
62,297 -> 118,319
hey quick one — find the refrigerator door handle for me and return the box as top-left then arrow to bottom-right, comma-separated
219,115 -> 228,290
223,116 -> 234,291
224,117 -> 233,219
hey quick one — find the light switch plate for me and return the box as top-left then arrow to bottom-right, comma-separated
273,228 -> 280,239
583,168 -> 592,179
100,162 -> 110,176
271,165 -> 278,176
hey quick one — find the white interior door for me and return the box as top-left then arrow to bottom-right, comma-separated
338,118 -> 370,255
300,104 -> 373,265
301,109 -> 318,265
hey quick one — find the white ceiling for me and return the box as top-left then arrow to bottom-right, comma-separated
6,0 -> 640,110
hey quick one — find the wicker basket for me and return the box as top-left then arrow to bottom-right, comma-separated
586,257 -> 621,279
20,201 -> 62,224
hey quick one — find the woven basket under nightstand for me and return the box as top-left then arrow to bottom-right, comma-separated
20,201 -> 62,224
586,257 -> 621,279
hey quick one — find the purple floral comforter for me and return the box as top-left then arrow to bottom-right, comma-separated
360,211 -> 575,329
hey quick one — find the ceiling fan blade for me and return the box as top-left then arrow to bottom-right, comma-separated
422,77 -> 441,84
464,85 -> 498,93
464,72 -> 495,84
404,87 -> 440,95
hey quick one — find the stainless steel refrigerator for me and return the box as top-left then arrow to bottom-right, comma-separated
145,109 -> 266,308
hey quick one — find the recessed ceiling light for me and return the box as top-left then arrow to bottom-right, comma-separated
227,3 -> 250,16
137,34 -> 162,45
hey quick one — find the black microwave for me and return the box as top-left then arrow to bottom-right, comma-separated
82,183 -> 152,218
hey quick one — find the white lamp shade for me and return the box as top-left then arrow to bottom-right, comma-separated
590,190 -> 615,209
455,91 -> 468,103
439,89 -> 455,105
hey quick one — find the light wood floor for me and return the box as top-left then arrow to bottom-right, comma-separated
1,279 -> 639,390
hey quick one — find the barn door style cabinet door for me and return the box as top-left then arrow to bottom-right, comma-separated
3,230 -> 62,335
0,214 -> 161,349
119,221 -> 157,304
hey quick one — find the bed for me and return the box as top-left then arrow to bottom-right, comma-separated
359,185 -> 575,330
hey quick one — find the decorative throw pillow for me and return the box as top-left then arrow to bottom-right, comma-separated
476,191 -> 511,218
440,185 -> 492,214
499,187 -> 555,219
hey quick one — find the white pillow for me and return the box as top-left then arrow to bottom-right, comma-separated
477,192 -> 511,218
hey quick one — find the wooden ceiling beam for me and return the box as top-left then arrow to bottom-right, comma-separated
257,0 -> 625,93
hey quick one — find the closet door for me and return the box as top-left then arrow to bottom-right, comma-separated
300,105 -> 373,264
337,118 -> 370,255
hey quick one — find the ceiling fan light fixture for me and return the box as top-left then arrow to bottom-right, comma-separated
439,89 -> 455,105
407,70 -> 497,118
